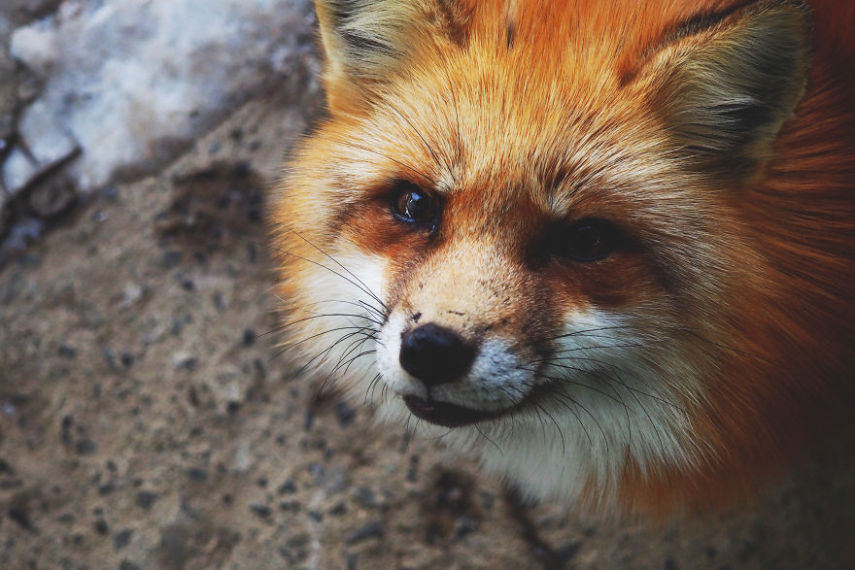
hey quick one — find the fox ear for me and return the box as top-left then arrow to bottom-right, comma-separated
643,0 -> 812,180
314,0 -> 472,113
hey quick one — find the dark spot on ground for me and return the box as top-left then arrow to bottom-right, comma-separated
421,468 -> 480,544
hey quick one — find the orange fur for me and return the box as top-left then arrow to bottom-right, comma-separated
271,0 -> 855,513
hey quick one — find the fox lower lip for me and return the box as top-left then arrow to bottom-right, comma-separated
402,394 -> 510,428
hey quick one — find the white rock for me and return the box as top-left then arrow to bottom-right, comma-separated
18,100 -> 79,167
8,19 -> 59,73
121,282 -> 145,309
8,0 -> 315,194
2,146 -> 38,195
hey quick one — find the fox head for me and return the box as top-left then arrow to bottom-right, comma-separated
272,0 -> 855,512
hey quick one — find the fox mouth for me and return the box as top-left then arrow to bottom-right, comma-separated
402,395 -> 512,428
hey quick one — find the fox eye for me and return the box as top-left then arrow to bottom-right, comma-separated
391,181 -> 436,226
550,218 -> 619,262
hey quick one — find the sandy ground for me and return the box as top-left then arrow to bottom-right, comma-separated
2,73 -> 855,570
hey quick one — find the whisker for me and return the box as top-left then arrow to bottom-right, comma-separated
474,423 -> 503,454
536,360 -> 685,412
542,325 -> 637,342
365,372 -> 383,404
545,389 -> 603,453
288,232 -> 389,313
515,365 -> 627,408
276,311 -> 383,332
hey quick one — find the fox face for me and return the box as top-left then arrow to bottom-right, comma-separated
272,0 -> 855,512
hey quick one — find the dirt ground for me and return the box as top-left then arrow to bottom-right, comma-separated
2,80 -> 855,569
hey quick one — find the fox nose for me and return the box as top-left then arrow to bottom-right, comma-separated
399,323 -> 476,387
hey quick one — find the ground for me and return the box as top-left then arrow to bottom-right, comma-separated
1,6 -> 855,570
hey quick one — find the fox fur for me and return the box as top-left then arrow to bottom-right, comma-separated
271,0 -> 855,513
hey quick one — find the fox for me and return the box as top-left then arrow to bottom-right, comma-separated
271,0 -> 855,514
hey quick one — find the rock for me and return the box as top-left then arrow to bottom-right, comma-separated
0,104 -> 79,200
113,529 -> 133,552
171,352 -> 198,371
75,438 -> 98,455
249,504 -> 272,519
185,468 -> 208,482
27,173 -> 78,218
8,0 -> 316,194
121,282 -> 145,309
2,146 -> 38,196
7,505 -> 38,533
352,487 -> 379,510
0,192 -> 10,237
277,479 -> 297,495
335,400 -> 356,428
346,521 -> 385,545
18,100 -> 79,168
2,215 -> 43,251
135,491 -> 159,510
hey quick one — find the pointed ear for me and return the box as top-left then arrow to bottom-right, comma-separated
641,0 -> 812,180
314,0 -> 472,113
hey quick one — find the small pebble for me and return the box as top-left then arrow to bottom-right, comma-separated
102,348 -> 119,370
136,491 -> 159,510
7,506 -> 37,533
113,529 -> 133,552
335,401 -> 356,428
250,504 -> 272,519
172,353 -> 198,371
94,519 -> 110,536
76,438 -> 98,455
346,521 -> 384,545
120,351 -> 135,368
58,344 -> 77,359
352,487 -> 377,510
242,328 -> 256,346
186,468 -> 208,482
161,250 -> 183,269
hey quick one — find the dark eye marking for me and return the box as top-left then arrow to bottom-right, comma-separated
545,218 -> 621,262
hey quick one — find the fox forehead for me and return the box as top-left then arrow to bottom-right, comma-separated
316,6 -> 723,221
324,64 -> 682,231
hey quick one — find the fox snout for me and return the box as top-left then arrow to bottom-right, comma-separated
399,323 -> 477,387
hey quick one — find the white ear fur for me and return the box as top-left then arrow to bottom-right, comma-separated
646,1 -> 812,178
314,0 -> 471,112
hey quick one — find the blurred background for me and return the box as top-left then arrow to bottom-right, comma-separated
1,1 -> 853,568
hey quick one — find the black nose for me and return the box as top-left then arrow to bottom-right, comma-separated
399,324 -> 476,387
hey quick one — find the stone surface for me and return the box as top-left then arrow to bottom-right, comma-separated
18,99 -> 78,168
0,13 -> 19,143
2,145 -> 38,195
8,0 -> 316,194
27,171 -> 77,218
0,101 -> 80,195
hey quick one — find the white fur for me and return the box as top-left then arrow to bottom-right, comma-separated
292,245 -> 387,395
300,242 -> 700,507
373,305 -> 700,507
